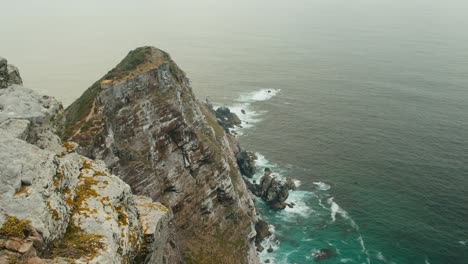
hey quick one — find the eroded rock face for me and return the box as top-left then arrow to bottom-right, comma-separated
0,83 -> 64,153
63,47 -> 259,263
237,149 -> 257,177
0,64 -> 169,264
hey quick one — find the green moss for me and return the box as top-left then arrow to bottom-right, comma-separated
0,215 -> 33,239
6,256 -> 25,264
52,220 -> 105,260
63,81 -> 101,139
202,106 -> 225,141
105,47 -> 152,80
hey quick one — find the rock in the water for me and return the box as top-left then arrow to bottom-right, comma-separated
255,219 -> 271,245
214,106 -> 242,132
246,168 -> 298,210
313,248 -> 334,261
267,246 -> 273,253
236,149 -> 257,177
256,245 -> 264,252
285,177 -> 297,190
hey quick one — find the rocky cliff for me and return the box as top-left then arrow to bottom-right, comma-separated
0,58 -> 169,263
62,47 -> 260,263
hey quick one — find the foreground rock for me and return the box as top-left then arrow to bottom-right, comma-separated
62,47 -> 260,263
0,63 -> 169,263
246,168 -> 297,210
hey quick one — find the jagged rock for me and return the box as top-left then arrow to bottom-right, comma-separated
267,246 -> 273,253
0,57 -> 22,88
256,245 -> 264,252
214,106 -> 241,132
254,219 -> 271,245
236,149 -> 257,177
7,64 -> 22,86
246,168 -> 297,210
63,47 -> 259,263
0,57 -> 8,88
313,248 -> 334,261
0,84 -> 64,153
285,178 -> 297,191
134,196 -> 171,264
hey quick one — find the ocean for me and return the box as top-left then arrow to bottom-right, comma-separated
2,1 -> 468,263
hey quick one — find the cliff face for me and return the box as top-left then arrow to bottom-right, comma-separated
0,59 -> 169,263
63,47 -> 259,263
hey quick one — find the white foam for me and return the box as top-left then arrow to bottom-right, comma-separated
294,179 -> 302,187
425,257 -> 431,264
328,197 -> 349,223
376,251 -> 385,261
225,89 -> 280,135
237,88 -> 281,103
282,191 -> 314,218
313,181 -> 331,191
459,240 -> 467,246
340,258 -> 353,263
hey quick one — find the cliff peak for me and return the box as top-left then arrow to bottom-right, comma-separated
103,46 -> 171,82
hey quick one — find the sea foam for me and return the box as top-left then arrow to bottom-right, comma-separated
226,89 -> 280,135
313,181 -> 331,191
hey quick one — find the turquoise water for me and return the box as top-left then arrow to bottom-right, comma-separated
3,1 -> 468,263
228,87 -> 468,263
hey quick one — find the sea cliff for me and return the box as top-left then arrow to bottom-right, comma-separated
0,48 -> 268,264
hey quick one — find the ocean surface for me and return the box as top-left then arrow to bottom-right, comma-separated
2,1 -> 468,263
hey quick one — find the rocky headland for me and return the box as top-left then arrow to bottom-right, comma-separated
0,47 -> 296,263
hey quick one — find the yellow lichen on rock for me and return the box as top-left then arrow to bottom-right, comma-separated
0,215 -> 32,239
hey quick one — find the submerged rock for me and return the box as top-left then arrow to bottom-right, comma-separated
313,248 -> 334,261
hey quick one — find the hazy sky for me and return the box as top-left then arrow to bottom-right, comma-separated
1,0 -> 467,105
